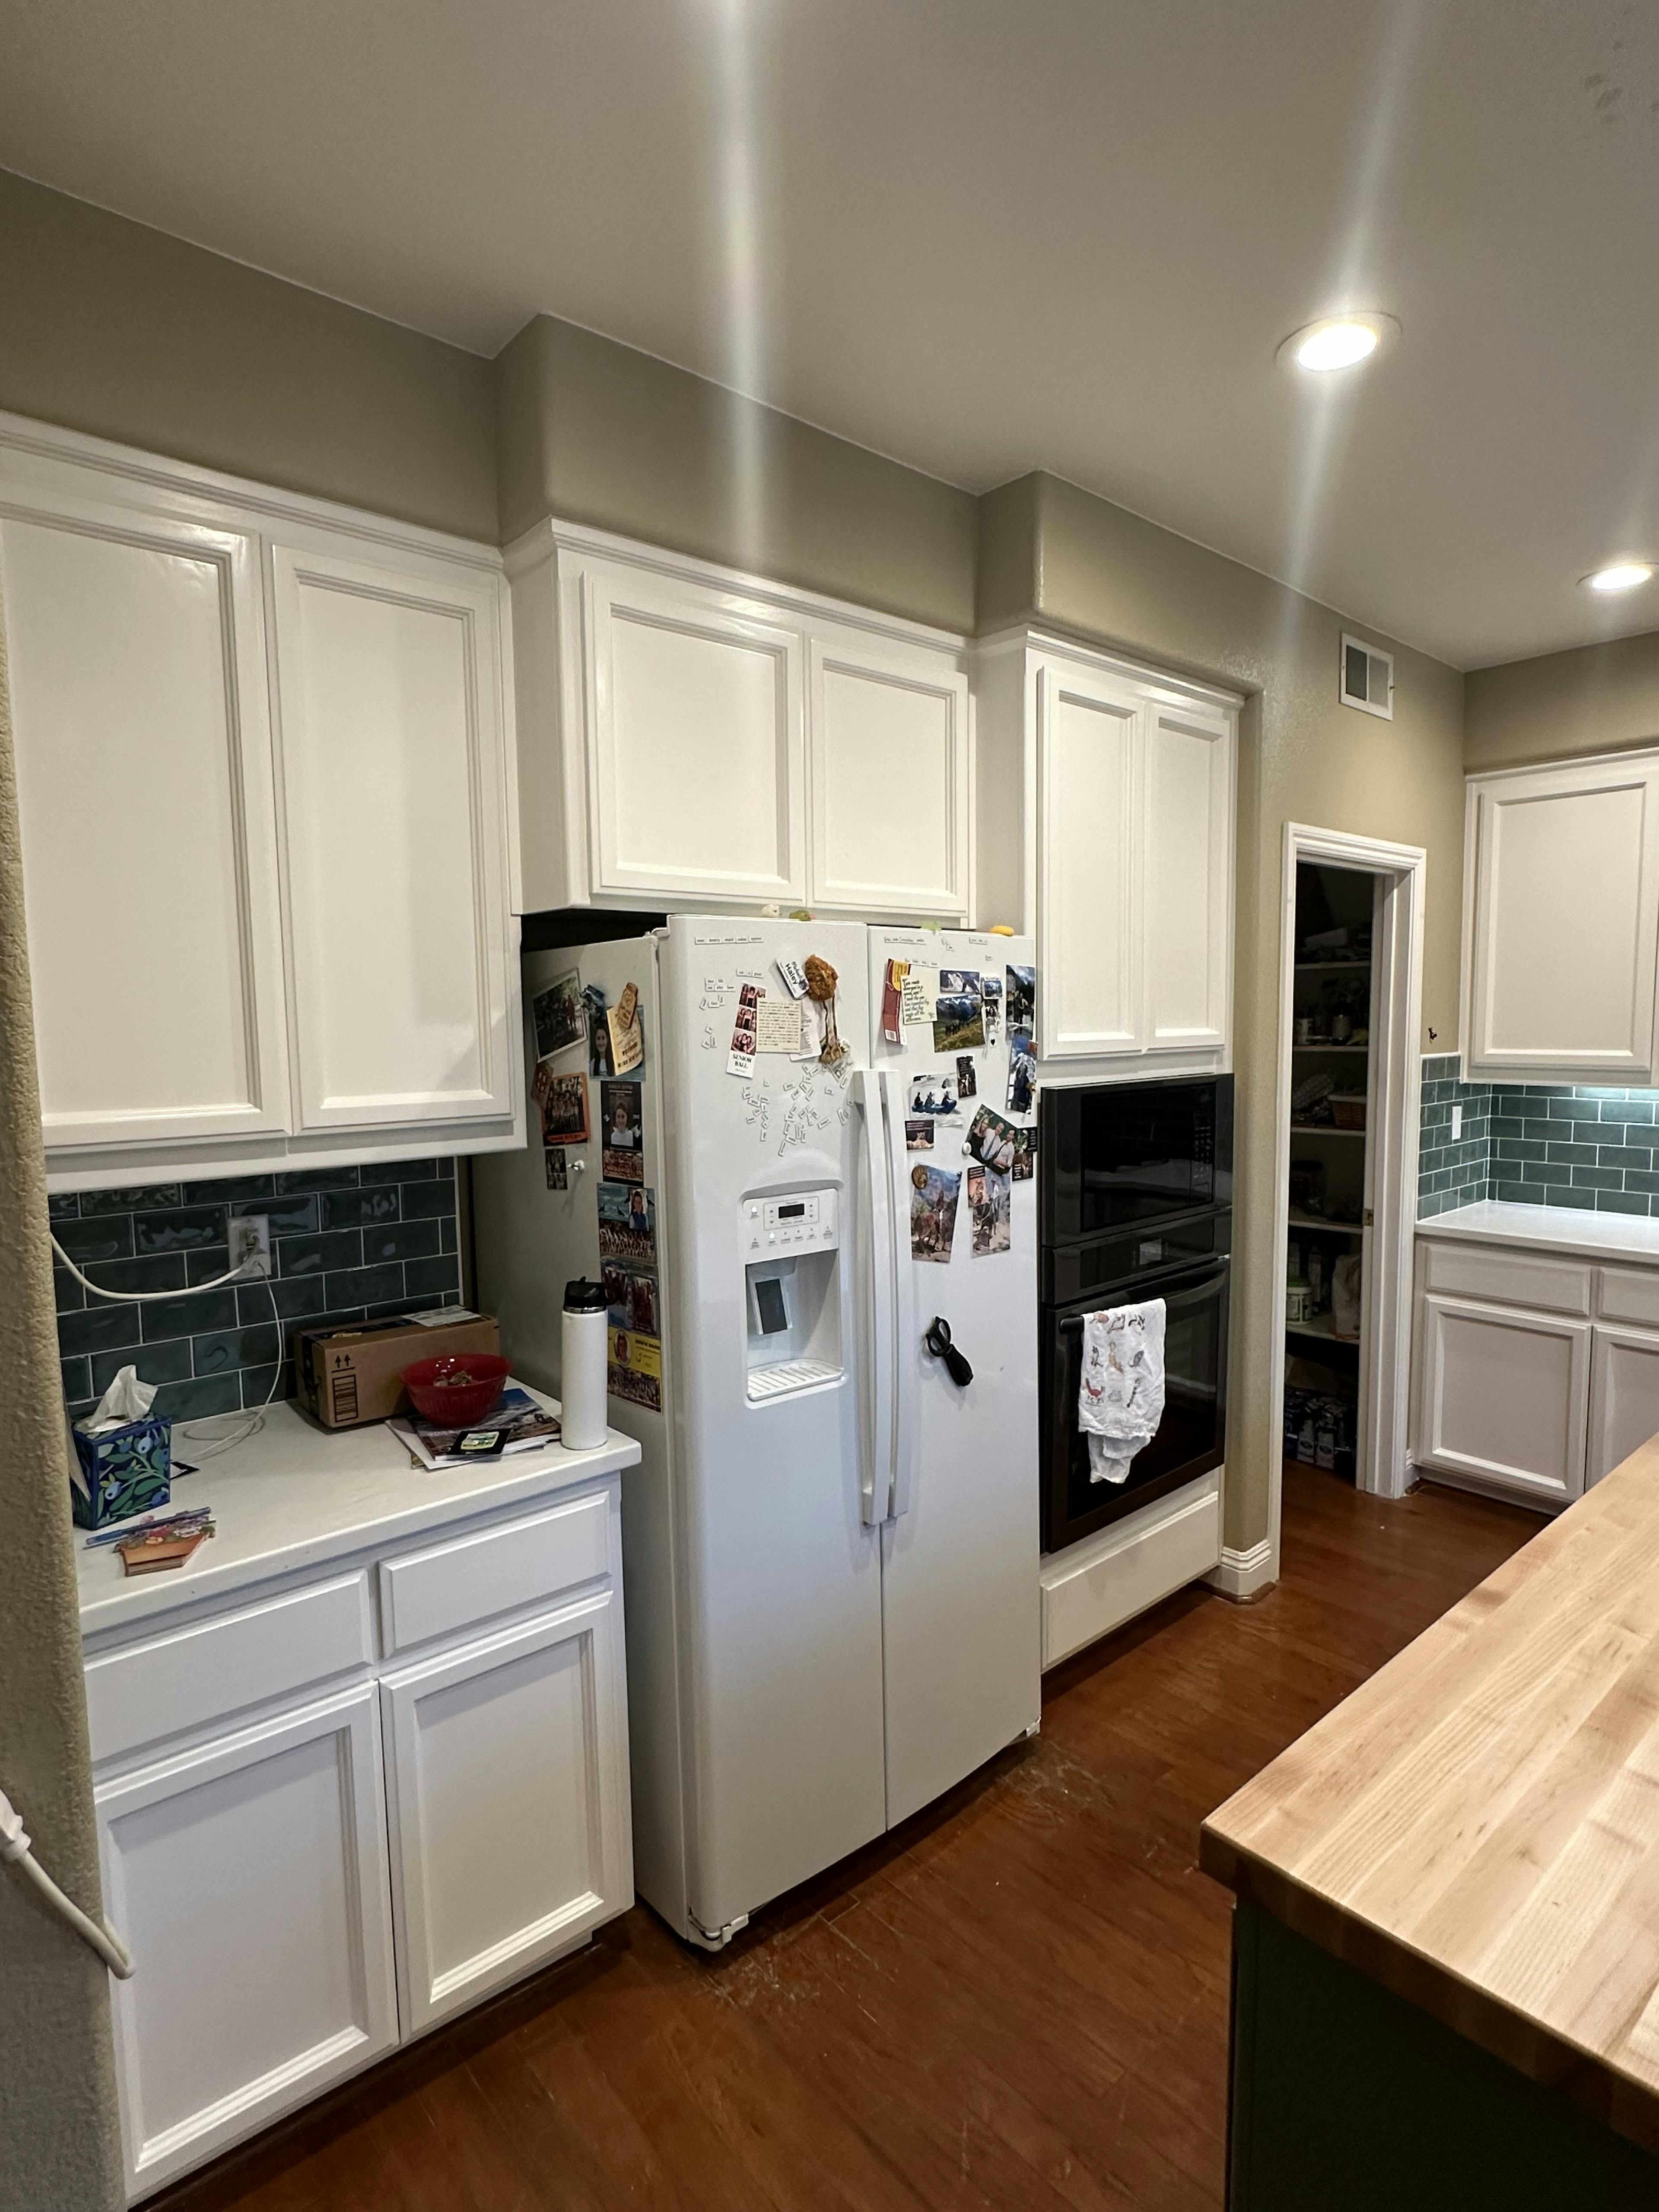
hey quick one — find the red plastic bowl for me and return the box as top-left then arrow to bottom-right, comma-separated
401,1353 -> 510,1425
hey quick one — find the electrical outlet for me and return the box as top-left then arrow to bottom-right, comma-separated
1451,1104 -> 1463,1141
229,1214 -> 272,1278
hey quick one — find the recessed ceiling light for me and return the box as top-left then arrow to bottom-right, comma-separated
1276,312 -> 1398,374
1582,560 -> 1655,594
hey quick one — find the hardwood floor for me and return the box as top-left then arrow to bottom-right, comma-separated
152,1468 -> 1538,2212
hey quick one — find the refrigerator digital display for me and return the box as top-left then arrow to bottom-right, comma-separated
754,1277 -> 789,1335
777,1202 -> 806,1220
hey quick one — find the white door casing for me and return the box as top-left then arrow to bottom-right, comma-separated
2,497 -> 290,1150
268,541 -> 513,1131
809,627 -> 969,917
380,1592 -> 632,2034
1464,754 -> 1659,1081
96,1684 -> 397,2200
1036,661 -> 1141,1058
1417,1292 -> 1590,1508
583,563 -> 807,905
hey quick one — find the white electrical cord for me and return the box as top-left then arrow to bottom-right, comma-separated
51,1236 -> 258,1303
0,1786 -> 133,1977
52,1233 -> 287,1458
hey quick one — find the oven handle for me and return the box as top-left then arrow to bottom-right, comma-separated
1055,1255 -> 1229,1333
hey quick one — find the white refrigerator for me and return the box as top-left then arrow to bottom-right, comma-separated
474,914 -> 1039,1948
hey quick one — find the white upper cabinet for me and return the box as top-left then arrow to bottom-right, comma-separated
1036,661 -> 1140,1057
984,632 -> 1237,1072
0,416 -> 522,1189
1144,700 -> 1233,1055
269,542 -> 515,1131
583,561 -> 806,906
2,496 -> 289,1153
509,521 -> 973,922
809,624 -> 969,916
1463,752 -> 1659,1083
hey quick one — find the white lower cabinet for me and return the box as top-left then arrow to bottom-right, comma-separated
1414,1235 -> 1659,1509
1416,1291 -> 1589,1509
88,1473 -> 630,2204
96,1684 -> 398,2201
381,1590 -> 632,2034
1589,1325 -> 1659,1487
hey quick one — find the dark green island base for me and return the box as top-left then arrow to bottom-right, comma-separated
1227,1904 -> 1659,2212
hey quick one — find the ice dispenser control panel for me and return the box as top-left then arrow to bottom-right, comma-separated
744,1190 -> 839,1255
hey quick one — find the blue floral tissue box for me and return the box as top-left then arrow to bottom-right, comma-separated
71,1417 -> 172,1530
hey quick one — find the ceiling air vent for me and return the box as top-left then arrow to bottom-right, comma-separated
1340,634 -> 1394,720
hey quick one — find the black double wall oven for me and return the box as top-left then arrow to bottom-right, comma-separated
1039,1076 -> 1233,1553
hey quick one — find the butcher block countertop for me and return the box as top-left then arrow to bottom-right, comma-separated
1202,1433 -> 1659,2157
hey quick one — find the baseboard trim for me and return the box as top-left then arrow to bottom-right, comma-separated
1206,1539 -> 1276,1602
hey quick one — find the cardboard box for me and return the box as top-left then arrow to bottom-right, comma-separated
292,1310 -> 502,1430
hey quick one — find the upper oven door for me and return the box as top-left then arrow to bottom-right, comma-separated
1042,1077 -> 1233,1243
1042,1254 -> 1230,1554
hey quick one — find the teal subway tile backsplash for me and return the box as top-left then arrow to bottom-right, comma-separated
1417,1055 -> 1491,1218
1418,1059 -> 1659,1220
53,1158 -> 462,1424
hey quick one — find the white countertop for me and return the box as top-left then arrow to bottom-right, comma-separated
76,1389 -> 642,1639
1417,1198 -> 1659,1268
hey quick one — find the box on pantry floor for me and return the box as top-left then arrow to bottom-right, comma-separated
292,1311 -> 502,1430
70,1416 -> 171,1530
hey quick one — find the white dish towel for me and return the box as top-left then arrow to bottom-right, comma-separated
1077,1299 -> 1166,1484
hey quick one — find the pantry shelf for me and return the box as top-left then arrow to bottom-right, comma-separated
1285,1313 -> 1361,1347
1288,1211 -> 1366,1238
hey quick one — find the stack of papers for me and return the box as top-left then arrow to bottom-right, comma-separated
388,1386 -> 561,1471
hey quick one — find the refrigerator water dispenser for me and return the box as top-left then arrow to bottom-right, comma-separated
743,1189 -> 843,1401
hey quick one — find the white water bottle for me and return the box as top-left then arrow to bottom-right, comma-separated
560,1279 -> 609,1450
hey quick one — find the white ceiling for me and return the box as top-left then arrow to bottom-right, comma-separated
3,0 -> 1658,667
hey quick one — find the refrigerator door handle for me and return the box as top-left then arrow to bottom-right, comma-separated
855,1069 -> 896,1527
880,1065 -> 919,1521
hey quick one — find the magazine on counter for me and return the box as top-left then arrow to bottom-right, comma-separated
388,1385 -> 561,1471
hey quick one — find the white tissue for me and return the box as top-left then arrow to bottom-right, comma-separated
79,1364 -> 159,1435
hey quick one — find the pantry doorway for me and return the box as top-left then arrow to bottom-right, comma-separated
1268,826 -> 1425,1565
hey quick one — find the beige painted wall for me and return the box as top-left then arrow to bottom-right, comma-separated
0,170 -> 1469,1629
983,473 -> 1467,1560
1465,629 -> 1659,771
495,314 -> 979,632
0,169 -> 497,540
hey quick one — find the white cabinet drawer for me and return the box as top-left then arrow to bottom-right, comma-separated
378,1487 -> 613,1656
1596,1267 -> 1659,1328
85,1573 -> 373,1766
1421,1239 -> 1591,1316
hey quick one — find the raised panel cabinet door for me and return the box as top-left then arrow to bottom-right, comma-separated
808,628 -> 969,916
1144,701 -> 1233,1054
1417,1292 -> 1590,1509
96,1683 -> 397,2201
380,1589 -> 632,2035
1036,662 -> 1141,1059
269,543 -> 514,1131
1467,758 -> 1659,1081
1588,1325 -> 1659,1486
582,564 -> 806,904
0,499 -> 289,1151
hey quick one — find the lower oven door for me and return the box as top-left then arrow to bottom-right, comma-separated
1042,1255 -> 1230,1553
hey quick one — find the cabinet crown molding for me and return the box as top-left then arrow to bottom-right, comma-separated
0,407 -> 504,574
973,623 -> 1245,715
503,511 -> 970,656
